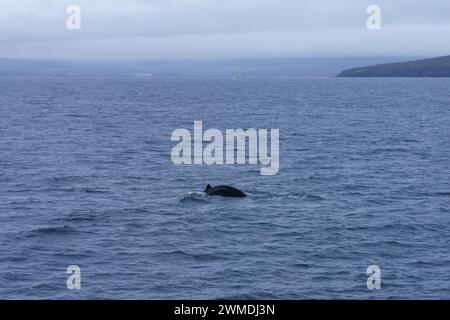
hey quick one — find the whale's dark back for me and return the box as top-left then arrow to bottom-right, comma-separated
204,184 -> 246,197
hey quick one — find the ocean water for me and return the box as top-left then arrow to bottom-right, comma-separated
1,76 -> 450,299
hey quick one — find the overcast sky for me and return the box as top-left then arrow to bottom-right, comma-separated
0,0 -> 449,60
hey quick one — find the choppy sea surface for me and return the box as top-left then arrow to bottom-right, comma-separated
1,76 -> 450,299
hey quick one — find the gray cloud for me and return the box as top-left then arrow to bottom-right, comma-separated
0,0 -> 449,59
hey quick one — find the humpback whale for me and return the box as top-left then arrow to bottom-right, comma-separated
204,184 -> 246,198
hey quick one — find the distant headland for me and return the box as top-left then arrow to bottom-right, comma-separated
337,55 -> 450,77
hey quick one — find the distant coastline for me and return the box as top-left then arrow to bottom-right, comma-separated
0,57 -> 417,78
337,55 -> 450,77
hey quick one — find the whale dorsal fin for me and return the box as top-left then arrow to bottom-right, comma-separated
206,184 -> 211,189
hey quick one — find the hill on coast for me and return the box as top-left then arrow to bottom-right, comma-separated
337,55 -> 450,77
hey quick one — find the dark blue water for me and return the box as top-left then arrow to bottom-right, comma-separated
1,76 -> 450,299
